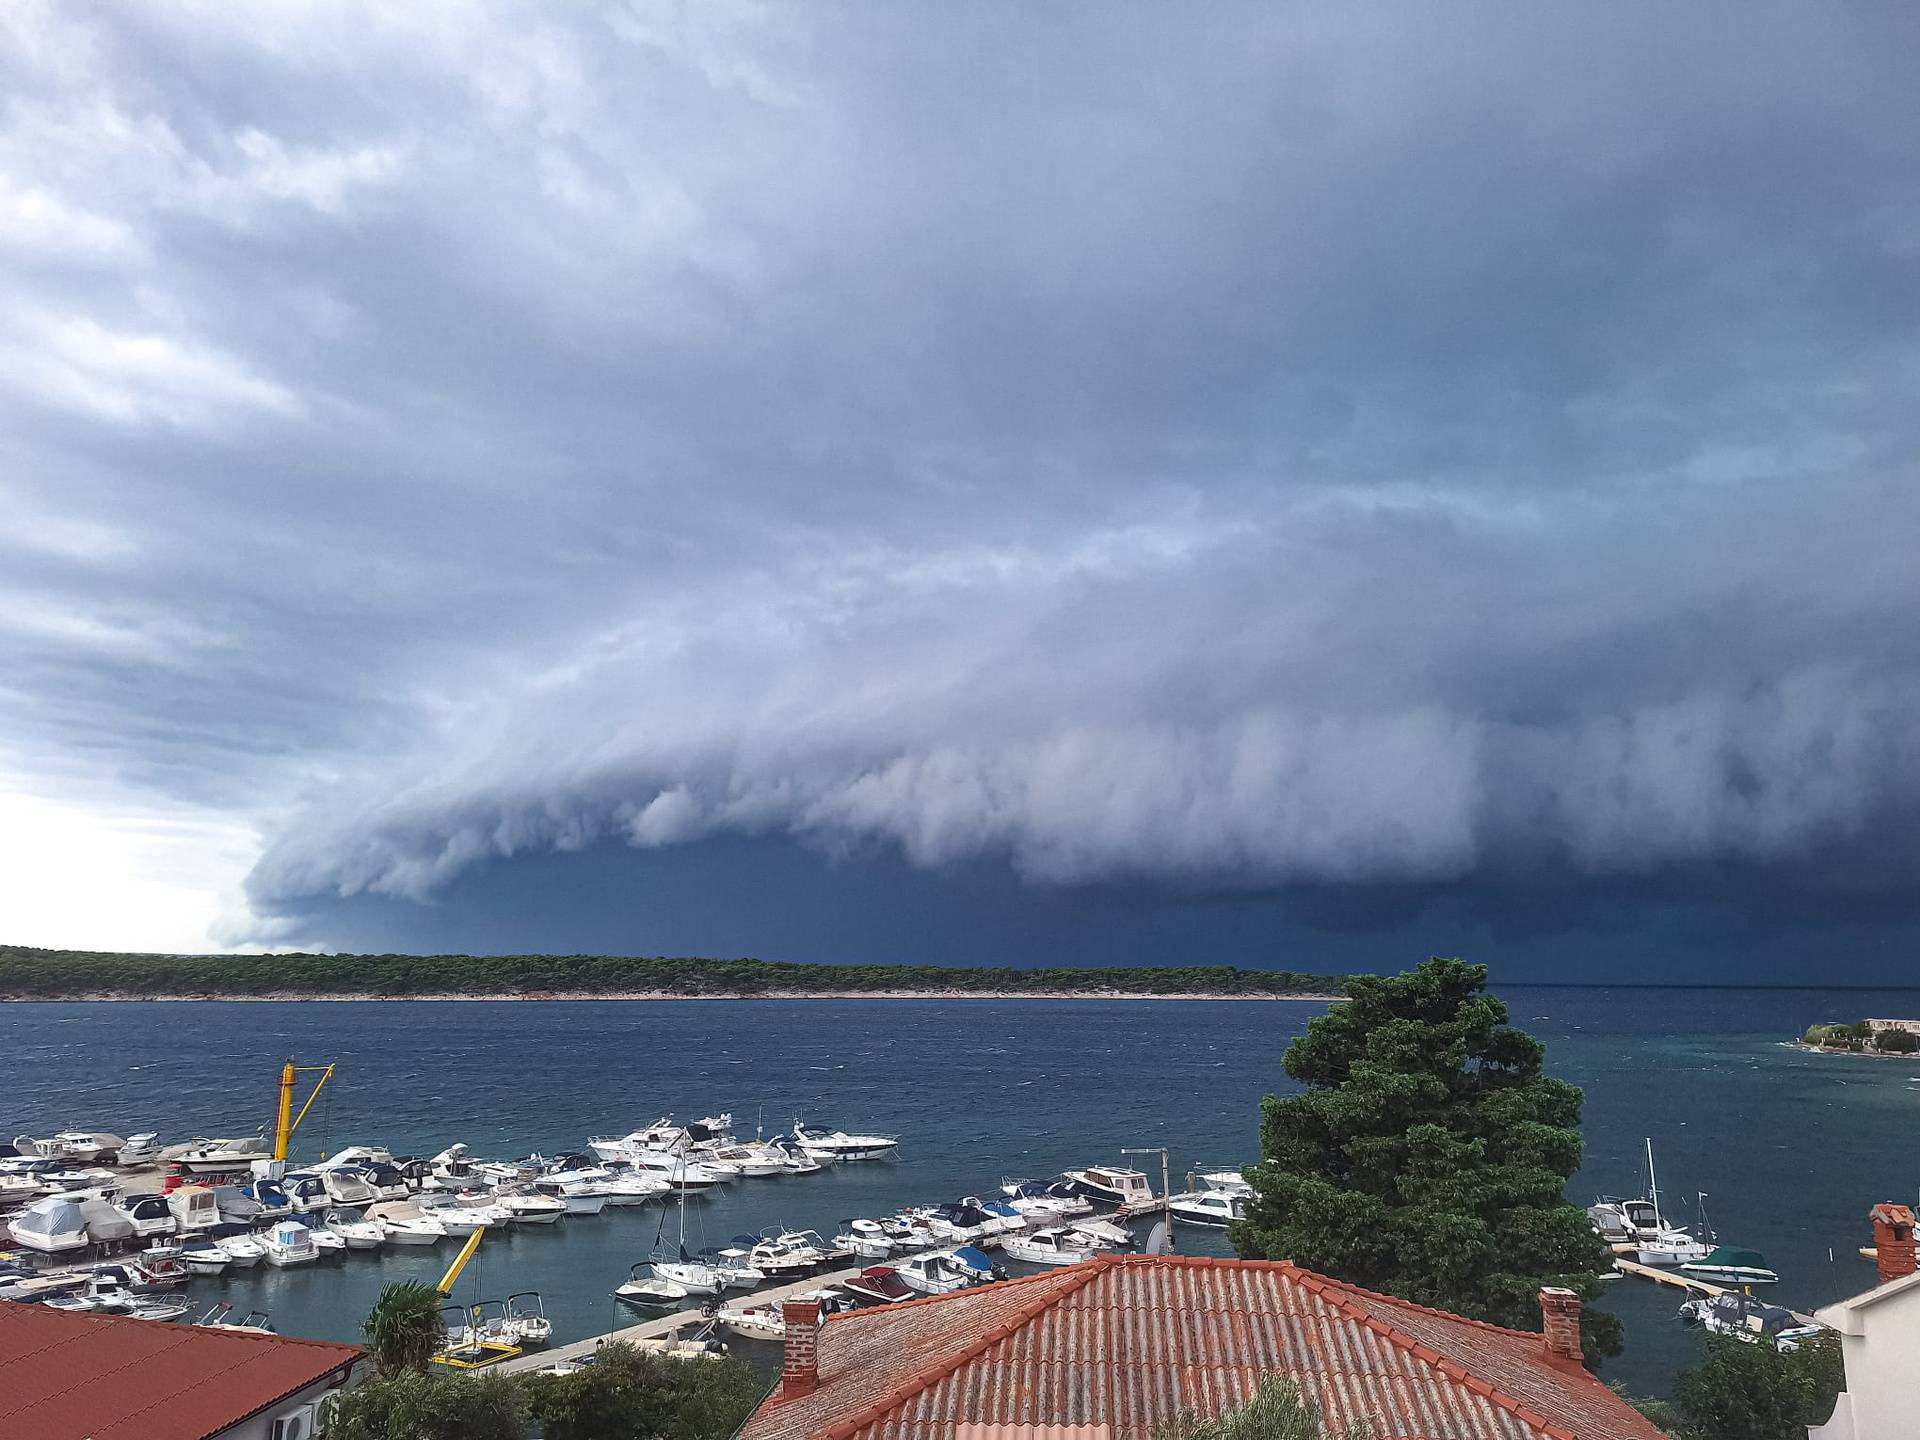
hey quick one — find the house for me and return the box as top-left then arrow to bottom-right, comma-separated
1808,1203 -> 1920,1440
740,1253 -> 1666,1440
0,1302 -> 362,1440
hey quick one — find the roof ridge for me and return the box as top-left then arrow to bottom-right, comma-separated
1284,1267 -> 1579,1440
1283,1264 -> 1552,1343
815,1258 -> 1115,1440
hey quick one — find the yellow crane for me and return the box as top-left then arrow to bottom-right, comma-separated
271,1059 -> 335,1162
431,1227 -> 522,1369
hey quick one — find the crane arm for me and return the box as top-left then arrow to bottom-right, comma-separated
436,1226 -> 486,1295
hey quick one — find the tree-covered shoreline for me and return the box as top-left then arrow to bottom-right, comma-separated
0,945 -> 1341,1001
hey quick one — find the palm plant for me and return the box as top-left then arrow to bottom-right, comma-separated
362,1280 -> 447,1375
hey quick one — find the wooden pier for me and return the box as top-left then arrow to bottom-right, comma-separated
1611,1257 -> 1822,1327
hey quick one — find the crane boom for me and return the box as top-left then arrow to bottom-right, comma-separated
437,1226 -> 486,1295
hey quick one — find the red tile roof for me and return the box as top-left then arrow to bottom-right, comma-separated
740,1255 -> 1664,1440
0,1302 -> 362,1440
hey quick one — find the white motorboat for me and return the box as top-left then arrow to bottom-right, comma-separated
1167,1189 -> 1246,1228
716,1288 -> 850,1339
652,1253 -> 727,1295
176,1137 -> 273,1173
615,1262 -> 691,1309
531,1179 -> 610,1215
1064,1165 -> 1155,1208
836,1218 -> 895,1259
1068,1217 -> 1133,1249
368,1199 -> 448,1245
8,1193 -> 91,1251
261,1219 -> 320,1267
878,1214 -> 938,1250
621,1151 -> 728,1192
324,1209 -> 386,1250
195,1302 -> 274,1334
0,1171 -> 47,1203
602,1172 -> 670,1206
1635,1230 -> 1712,1266
1679,1294 -> 1820,1350
113,1193 -> 179,1238
166,1185 -> 220,1232
699,1246 -> 767,1288
179,1237 -> 232,1274
493,1189 -> 567,1225
116,1133 -> 163,1165
216,1233 -> 266,1268
240,1179 -> 295,1219
16,1132 -> 124,1164
306,1223 -> 347,1257
1001,1226 -> 1099,1267
321,1168 -> 379,1208
895,1252 -> 976,1296
425,1143 -> 477,1190
706,1142 -> 791,1178
1195,1168 -> 1254,1194
502,1292 -> 553,1348
1001,1180 -> 1094,1219
790,1122 -> 899,1162
749,1232 -> 824,1276
417,1192 -> 512,1235
282,1174 -> 332,1213
1680,1246 -> 1780,1286
323,1144 -> 395,1168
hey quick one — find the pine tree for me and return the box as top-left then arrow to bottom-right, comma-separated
1231,957 -> 1622,1363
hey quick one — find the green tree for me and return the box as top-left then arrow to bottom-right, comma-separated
524,1342 -> 766,1440
1663,1333 -> 1845,1440
362,1281 -> 448,1376
1872,1028 -> 1918,1054
1153,1378 -> 1368,1439
328,1369 -> 529,1440
1231,957 -> 1622,1363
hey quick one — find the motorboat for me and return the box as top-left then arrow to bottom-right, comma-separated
368,1199 -> 449,1245
179,1237 -> 233,1274
531,1178 -> 610,1216
43,1167 -> 121,1192
1194,1168 -> 1254,1195
601,1171 -> 670,1206
767,1139 -> 825,1175
836,1218 -> 895,1259
324,1209 -> 386,1250
1069,1217 -> 1133,1250
1002,1226 -> 1100,1266
502,1292 -> 553,1348
1167,1189 -> 1246,1228
706,1142 -> 791,1178
716,1288 -> 852,1339
240,1179 -> 294,1220
214,1228 -> 266,1268
748,1232 -> 823,1276
894,1252 -> 977,1296
176,1137 -> 273,1173
1063,1166 -> 1155,1208
8,1193 -> 91,1251
1679,1294 -> 1820,1350
1586,1200 -> 1634,1243
965,1198 -> 1027,1234
166,1185 -> 220,1232
789,1122 -> 899,1163
322,1167 -> 379,1208
75,1196 -> 135,1245
262,1219 -> 320,1267
492,1189 -> 567,1225
1635,1230 -> 1712,1266
45,1269 -> 191,1322
195,1302 -> 274,1334
304,1221 -> 347,1257
417,1193 -> 511,1235
877,1214 -> 937,1250
0,1170 -> 47,1203
134,1244 -> 193,1288
697,1246 -> 767,1288
282,1174 -> 332,1213
113,1193 -> 179,1238
14,1132 -> 124,1164
947,1246 -> 1003,1282
631,1320 -> 730,1359
921,1202 -> 997,1243
117,1134 -> 163,1166
842,1266 -> 916,1304
426,1144 -> 477,1189
620,1151 -> 728,1192
615,1262 -> 691,1310
323,1144 -> 395,1169
1681,1246 -> 1779,1286
357,1162 -> 412,1201
213,1188 -> 265,1224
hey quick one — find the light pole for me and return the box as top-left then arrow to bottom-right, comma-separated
1122,1146 -> 1173,1254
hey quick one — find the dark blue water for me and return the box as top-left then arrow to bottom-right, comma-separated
3,987 -> 1913,1398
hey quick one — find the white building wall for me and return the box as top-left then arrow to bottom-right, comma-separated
1810,1283 -> 1920,1440
216,1365 -> 360,1440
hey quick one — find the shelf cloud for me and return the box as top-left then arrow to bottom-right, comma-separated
3,3 -> 1917,951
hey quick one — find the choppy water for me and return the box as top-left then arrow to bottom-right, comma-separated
4,986 -> 1915,1397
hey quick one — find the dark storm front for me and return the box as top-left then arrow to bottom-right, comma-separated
3,988 -> 1912,1396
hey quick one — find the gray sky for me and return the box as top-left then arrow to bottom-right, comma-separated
3,3 -> 1918,970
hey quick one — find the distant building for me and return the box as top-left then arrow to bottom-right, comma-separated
1809,1203 -> 1920,1440
740,1253 -> 1665,1440
1863,1019 -> 1920,1036
0,1302 -> 362,1440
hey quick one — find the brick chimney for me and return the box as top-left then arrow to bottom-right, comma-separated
1871,1203 -> 1917,1286
1539,1287 -> 1583,1365
778,1299 -> 821,1399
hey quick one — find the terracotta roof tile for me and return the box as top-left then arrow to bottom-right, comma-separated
0,1302 -> 363,1440
740,1255 -> 1663,1440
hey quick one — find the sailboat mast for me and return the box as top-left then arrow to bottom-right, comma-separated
1645,1138 -> 1661,1228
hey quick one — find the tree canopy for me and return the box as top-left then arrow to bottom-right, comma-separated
1644,1333 -> 1845,1440
361,1281 -> 448,1377
1230,957 -> 1622,1362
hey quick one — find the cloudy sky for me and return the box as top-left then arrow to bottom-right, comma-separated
3,3 -> 1918,979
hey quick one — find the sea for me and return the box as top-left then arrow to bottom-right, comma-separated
3,985 -> 1915,1399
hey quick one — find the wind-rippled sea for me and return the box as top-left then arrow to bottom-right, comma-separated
4,986 -> 1915,1398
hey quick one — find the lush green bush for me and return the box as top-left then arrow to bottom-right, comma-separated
524,1343 -> 765,1440
1872,1028 -> 1918,1053
1232,957 -> 1621,1365
329,1370 -> 529,1440
1657,1333 -> 1845,1440
0,944 -> 1340,1000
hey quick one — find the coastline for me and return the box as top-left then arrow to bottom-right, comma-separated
0,988 -> 1342,1004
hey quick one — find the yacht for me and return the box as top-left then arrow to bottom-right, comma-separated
842,1266 -> 916,1304
367,1199 -> 449,1245
1064,1165 -> 1155,1208
8,1193 -> 91,1252
1002,1226 -> 1100,1267
176,1137 -> 273,1173
1167,1189 -> 1246,1228
262,1219 -> 319,1267
790,1122 -> 899,1162
614,1262 -> 691,1310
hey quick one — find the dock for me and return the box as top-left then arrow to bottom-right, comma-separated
1612,1257 -> 1822,1327
495,1261 -> 872,1374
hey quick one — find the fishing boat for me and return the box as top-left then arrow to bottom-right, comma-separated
614,1262 -> 692,1310
1679,1294 -> 1819,1349
1001,1226 -> 1100,1266
1681,1246 -> 1779,1286
789,1122 -> 899,1162
842,1266 -> 916,1304
1167,1189 -> 1245,1227
1063,1165 -> 1155,1208
262,1218 -> 320,1267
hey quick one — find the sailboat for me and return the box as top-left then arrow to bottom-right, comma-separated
643,1137 -> 727,1295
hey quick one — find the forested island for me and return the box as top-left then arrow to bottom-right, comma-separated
1801,1018 -> 1920,1054
0,945 -> 1341,1001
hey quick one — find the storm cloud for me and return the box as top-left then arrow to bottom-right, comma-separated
2,3 -> 1918,952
